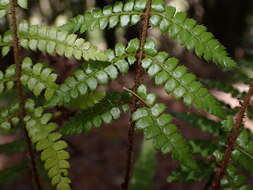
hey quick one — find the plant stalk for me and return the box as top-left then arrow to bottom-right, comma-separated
10,1 -> 42,189
122,0 -> 153,189
210,79 -> 253,190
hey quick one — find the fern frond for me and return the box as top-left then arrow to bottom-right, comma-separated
60,92 -> 130,135
173,112 -> 220,136
24,99 -> 71,190
133,85 -> 197,169
60,0 -> 144,33
0,57 -> 58,101
142,40 -> 226,119
130,139 -> 156,190
0,102 -> 19,131
1,20 -> 107,61
21,57 -> 58,100
150,0 -> 237,69
0,139 -> 26,154
46,39 -> 139,107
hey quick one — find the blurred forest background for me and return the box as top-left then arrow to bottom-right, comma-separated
1,0 -> 253,189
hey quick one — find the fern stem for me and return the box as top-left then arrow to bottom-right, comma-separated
210,79 -> 253,190
10,1 -> 42,189
122,0 -> 152,189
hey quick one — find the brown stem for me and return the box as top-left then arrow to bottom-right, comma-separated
210,79 -> 253,190
10,1 -> 42,189
121,0 -> 153,189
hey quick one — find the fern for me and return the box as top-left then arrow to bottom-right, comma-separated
60,0 -> 143,33
60,92 -> 130,135
132,85 -> 198,169
142,39 -> 226,118
46,39 -> 139,107
24,99 -> 71,190
62,0 -> 236,69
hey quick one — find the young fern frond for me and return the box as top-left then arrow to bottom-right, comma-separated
132,85 -> 197,169
24,99 -> 71,190
130,139 -> 156,190
60,92 -> 130,135
0,102 -> 19,131
142,40 -> 226,119
46,39 -> 139,107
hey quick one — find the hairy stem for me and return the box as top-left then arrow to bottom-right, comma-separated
10,1 -> 42,189
210,79 -> 253,190
122,0 -> 152,189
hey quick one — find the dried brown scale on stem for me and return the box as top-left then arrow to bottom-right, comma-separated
10,0 -> 42,189
121,0 -> 153,189
210,79 -> 253,190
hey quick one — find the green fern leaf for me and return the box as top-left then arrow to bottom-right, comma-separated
130,139 -> 156,190
150,0 -> 237,69
143,40 -> 226,119
14,20 -> 107,61
133,85 -> 197,169
21,57 -> 58,101
59,0 -> 144,33
24,99 -> 71,190
60,92 -> 130,135
46,39 -> 139,107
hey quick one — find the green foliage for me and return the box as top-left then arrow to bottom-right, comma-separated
130,139 -> 156,190
63,0 -> 236,69
60,92 -> 130,135
142,40 -> 226,119
24,99 -> 71,190
0,102 -> 19,131
1,0 -> 251,188
60,0 -> 143,33
173,112 -> 221,136
133,85 -> 197,169
21,57 -> 58,101
46,39 -> 139,107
